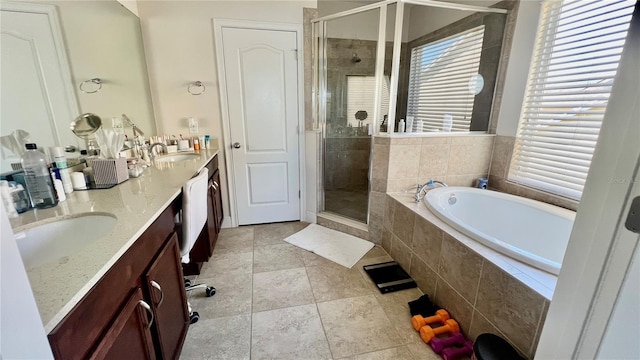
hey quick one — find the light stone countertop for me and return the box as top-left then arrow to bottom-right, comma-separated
388,192 -> 557,300
10,148 -> 219,333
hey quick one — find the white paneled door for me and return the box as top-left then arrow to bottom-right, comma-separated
220,27 -> 300,225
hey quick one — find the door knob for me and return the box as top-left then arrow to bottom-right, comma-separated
233,142 -> 241,149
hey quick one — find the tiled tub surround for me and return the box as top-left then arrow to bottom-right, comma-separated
10,148 -> 219,332
368,133 -> 495,244
382,192 -> 553,358
489,135 -> 579,211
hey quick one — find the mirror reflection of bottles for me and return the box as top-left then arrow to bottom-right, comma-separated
443,113 -> 453,132
21,143 -> 58,209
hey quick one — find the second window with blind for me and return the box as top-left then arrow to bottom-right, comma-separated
508,0 -> 635,200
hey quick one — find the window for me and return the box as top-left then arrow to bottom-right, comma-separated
407,25 -> 485,132
346,76 -> 389,127
509,0 -> 635,200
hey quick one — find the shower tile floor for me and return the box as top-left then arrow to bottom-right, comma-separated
324,189 -> 369,223
180,222 -> 445,360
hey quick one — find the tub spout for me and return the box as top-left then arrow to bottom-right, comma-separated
415,179 -> 448,202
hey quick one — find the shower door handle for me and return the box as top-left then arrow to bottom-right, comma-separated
232,142 -> 241,149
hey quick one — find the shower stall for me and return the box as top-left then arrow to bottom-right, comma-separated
312,0 -> 508,224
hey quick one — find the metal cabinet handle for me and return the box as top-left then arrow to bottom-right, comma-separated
209,181 -> 217,191
138,300 -> 154,329
232,142 -> 241,149
150,280 -> 164,308
213,181 -> 219,190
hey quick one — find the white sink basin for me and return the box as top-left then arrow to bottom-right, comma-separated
14,213 -> 117,269
154,153 -> 200,163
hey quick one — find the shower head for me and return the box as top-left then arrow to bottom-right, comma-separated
352,53 -> 361,63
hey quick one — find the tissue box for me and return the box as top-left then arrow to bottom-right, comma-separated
92,157 -> 129,185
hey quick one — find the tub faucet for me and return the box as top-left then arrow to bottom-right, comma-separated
148,142 -> 167,159
415,179 -> 448,202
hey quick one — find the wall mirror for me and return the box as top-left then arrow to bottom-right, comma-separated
0,0 -> 156,172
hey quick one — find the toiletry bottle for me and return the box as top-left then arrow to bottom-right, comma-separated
0,180 -> 18,218
398,119 -> 406,133
21,143 -> 58,209
50,146 -> 67,169
193,137 -> 200,151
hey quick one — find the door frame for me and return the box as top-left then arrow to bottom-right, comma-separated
213,19 -> 305,227
0,1 -> 81,147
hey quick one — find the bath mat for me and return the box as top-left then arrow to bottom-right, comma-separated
284,224 -> 374,268
363,261 -> 417,294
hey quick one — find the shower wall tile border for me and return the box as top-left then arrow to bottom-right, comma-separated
382,193 -> 549,359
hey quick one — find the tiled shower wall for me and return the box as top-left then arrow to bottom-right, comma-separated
324,136 -> 371,191
382,195 -> 549,359
368,134 -> 494,244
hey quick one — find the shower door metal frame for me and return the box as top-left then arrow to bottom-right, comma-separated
311,0 -> 506,224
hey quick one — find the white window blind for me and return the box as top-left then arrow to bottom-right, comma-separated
407,25 -> 485,132
509,0 -> 635,200
346,76 -> 389,127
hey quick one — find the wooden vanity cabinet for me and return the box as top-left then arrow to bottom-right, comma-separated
144,232 -> 189,359
184,155 -> 223,275
88,288 -> 156,360
47,200 -> 189,360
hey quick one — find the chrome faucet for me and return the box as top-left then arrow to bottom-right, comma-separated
415,179 -> 448,202
148,142 -> 167,159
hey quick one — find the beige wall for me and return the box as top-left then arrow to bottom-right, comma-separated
138,0 -> 315,222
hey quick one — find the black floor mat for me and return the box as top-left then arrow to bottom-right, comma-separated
363,261 -> 417,294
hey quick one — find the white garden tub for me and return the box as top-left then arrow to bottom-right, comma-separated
425,187 -> 575,275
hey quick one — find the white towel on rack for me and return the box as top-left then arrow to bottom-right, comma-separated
181,167 -> 209,263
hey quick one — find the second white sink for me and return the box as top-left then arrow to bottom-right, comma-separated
14,213 -> 117,269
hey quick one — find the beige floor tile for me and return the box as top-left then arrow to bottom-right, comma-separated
199,251 -> 253,277
306,265 -> 375,302
180,314 -> 251,360
362,245 -> 390,259
338,345 -> 418,360
218,226 -> 255,242
405,342 -> 445,360
251,304 -> 332,360
253,243 -> 304,273
252,267 -> 314,312
317,295 -> 403,358
189,272 -> 252,319
374,288 -> 424,345
254,221 -> 309,246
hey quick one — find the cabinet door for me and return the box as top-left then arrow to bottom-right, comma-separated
212,170 -> 224,231
145,233 -> 189,360
89,288 -> 156,360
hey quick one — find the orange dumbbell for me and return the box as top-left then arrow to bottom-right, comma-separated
420,319 -> 460,343
411,309 -> 450,331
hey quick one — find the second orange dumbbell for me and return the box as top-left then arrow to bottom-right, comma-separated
420,319 -> 460,343
411,309 -> 450,331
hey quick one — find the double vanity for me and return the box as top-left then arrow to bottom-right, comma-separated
10,149 -> 222,359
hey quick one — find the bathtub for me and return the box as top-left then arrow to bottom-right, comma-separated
425,187 -> 575,275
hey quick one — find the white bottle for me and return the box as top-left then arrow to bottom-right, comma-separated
53,179 -> 66,201
0,180 -> 18,218
21,143 -> 58,209
443,113 -> 453,132
398,119 -> 405,133
406,116 -> 414,133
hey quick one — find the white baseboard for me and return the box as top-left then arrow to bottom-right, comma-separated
221,216 -> 233,228
304,211 -> 317,223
